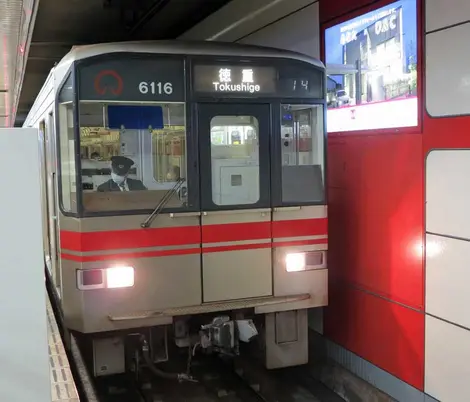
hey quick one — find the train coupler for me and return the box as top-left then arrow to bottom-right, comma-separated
199,316 -> 258,355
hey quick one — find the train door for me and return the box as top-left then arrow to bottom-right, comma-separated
197,103 -> 273,303
46,112 -> 61,295
39,120 -> 52,269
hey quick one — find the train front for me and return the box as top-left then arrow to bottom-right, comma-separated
56,46 -> 328,377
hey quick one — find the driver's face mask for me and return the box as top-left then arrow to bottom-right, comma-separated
111,172 -> 126,184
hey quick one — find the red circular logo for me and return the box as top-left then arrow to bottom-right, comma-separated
94,70 -> 123,96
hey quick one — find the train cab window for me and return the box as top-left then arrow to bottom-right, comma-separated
210,116 -> 260,206
280,105 -> 325,203
58,102 -> 77,213
79,102 -> 188,213
151,103 -> 186,183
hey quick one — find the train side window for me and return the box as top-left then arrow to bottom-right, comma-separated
151,103 -> 186,183
58,102 -> 77,213
280,105 -> 325,204
210,116 -> 260,206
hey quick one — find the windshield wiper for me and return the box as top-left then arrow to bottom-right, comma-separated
140,178 -> 186,228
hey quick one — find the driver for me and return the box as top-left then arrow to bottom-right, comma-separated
97,156 -> 147,192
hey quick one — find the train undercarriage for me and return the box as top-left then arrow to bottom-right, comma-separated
78,308 -> 309,381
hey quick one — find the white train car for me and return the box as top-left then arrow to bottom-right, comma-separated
24,40 -> 328,379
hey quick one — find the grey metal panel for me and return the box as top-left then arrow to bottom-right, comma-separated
271,206 -> 327,310
281,165 -> 324,203
59,213 -> 202,334
308,307 -> 323,334
324,336 -> 429,402
201,210 -> 273,303
61,252 -> 203,333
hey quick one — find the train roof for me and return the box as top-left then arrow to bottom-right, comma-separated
57,40 -> 325,70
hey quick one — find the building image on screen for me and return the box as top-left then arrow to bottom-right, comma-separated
325,0 -> 417,132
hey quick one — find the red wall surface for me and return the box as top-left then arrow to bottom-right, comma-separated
423,114 -> 470,152
320,0 -> 425,390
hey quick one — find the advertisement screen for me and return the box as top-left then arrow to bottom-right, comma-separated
324,0 -> 418,132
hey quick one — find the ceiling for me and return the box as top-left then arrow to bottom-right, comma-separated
5,0 -> 233,127
0,0 -> 37,128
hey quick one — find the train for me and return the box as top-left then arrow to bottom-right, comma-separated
24,40 -> 328,379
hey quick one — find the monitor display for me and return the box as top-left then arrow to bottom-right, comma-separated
324,0 -> 418,132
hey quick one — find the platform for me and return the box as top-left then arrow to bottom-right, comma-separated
47,294 -> 80,402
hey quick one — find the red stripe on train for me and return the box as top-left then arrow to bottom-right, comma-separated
60,247 -> 201,262
60,238 -> 328,262
60,218 -> 328,252
272,218 -> 328,238
201,221 -> 271,243
206,238 -> 328,253
273,238 -> 327,248
202,218 -> 328,243
60,226 -> 201,252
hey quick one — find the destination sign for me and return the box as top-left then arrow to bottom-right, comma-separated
193,62 -> 324,98
78,57 -> 185,102
193,65 -> 277,95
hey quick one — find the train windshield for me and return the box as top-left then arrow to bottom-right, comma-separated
57,54 -> 326,216
78,102 -> 187,213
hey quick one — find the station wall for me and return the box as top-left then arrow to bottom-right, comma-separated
319,0 -> 425,397
323,0 -> 470,401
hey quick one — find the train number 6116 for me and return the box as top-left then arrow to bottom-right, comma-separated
138,81 -> 173,95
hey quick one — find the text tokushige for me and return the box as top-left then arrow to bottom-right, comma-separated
212,82 -> 261,93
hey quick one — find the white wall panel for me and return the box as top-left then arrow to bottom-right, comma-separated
426,0 -> 470,32
239,2 -> 319,58
426,233 -> 470,328
426,23 -> 470,117
425,149 -> 470,401
179,0 -> 317,43
0,128 -> 51,401
425,315 -> 470,401
426,149 -> 470,239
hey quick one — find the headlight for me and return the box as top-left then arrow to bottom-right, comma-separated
285,253 -> 306,272
285,251 -> 326,272
77,266 -> 135,290
106,266 -> 135,288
